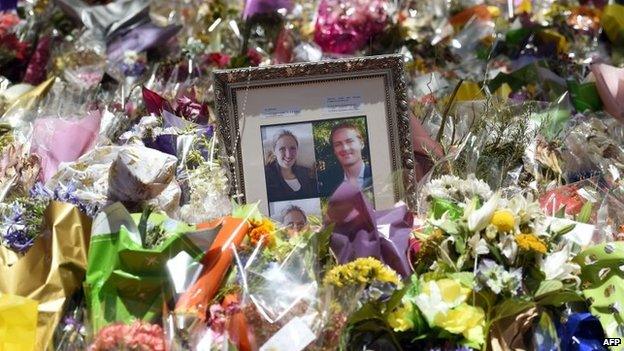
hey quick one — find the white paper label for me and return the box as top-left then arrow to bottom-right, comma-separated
259,317 -> 316,351
324,94 -> 363,113
262,106 -> 301,118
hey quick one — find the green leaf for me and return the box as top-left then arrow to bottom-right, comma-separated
536,290 -> 584,307
488,243 -> 505,264
436,220 -> 460,236
431,198 -> 463,220
454,234 -> 466,255
525,266 -> 546,295
313,224 -> 334,275
231,201 -> 262,221
138,206 -> 153,247
535,280 -> 563,298
348,302 -> 383,326
449,272 -> 476,289
491,299 -> 535,323
576,201 -> 593,224
554,205 -> 567,218
383,286 -> 409,317
474,290 -> 497,311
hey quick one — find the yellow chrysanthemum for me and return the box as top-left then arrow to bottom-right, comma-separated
323,257 -> 401,288
248,217 -> 276,247
433,303 -> 485,345
515,233 -> 547,254
388,302 -> 414,332
490,209 -> 516,232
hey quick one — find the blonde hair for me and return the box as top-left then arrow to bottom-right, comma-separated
266,129 -> 299,164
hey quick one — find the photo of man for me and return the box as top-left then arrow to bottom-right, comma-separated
315,117 -> 374,199
280,205 -> 308,233
268,198 -> 320,232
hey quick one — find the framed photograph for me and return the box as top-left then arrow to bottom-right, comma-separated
213,54 -> 415,217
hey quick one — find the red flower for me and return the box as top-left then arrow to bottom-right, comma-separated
0,33 -> 28,60
246,49 -> 262,67
539,185 -> 586,217
205,52 -> 231,68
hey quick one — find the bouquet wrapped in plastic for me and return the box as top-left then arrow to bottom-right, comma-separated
84,203 -> 214,332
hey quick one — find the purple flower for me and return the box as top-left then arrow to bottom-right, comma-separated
29,182 -> 99,217
120,61 -> 146,77
30,181 -> 54,199
3,226 -> 35,253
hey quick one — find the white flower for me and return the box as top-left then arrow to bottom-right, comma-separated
498,232 -> 518,262
468,233 -> 490,256
424,174 -> 492,206
508,192 -> 544,229
539,245 -> 581,286
466,193 -> 499,232
178,162 -> 231,223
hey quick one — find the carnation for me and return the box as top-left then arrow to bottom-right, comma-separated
89,321 -> 165,351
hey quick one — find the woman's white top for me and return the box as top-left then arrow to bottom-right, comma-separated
285,178 -> 302,191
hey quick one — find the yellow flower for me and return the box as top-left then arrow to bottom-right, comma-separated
323,257 -> 401,288
433,303 -> 485,345
515,233 -> 547,254
422,279 -> 470,306
490,210 -> 516,232
388,302 -> 414,332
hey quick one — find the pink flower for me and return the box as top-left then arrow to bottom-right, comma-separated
207,304 -> 227,333
0,12 -> 19,35
313,0 -> 389,55
175,91 -> 208,124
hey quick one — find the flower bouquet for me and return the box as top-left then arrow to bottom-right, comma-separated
0,199 -> 92,349
401,175 -> 595,349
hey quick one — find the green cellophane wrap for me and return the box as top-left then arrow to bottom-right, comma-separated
85,207 -> 203,332
574,242 -> 624,349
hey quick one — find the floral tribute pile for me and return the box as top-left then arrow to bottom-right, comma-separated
1,0 -> 624,350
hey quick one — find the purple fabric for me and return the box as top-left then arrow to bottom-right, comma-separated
327,182 -> 413,278
0,0 -> 17,11
144,134 -> 177,156
107,23 -> 181,62
242,0 -> 293,19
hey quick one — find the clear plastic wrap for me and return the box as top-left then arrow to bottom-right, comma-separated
234,235 -> 329,350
